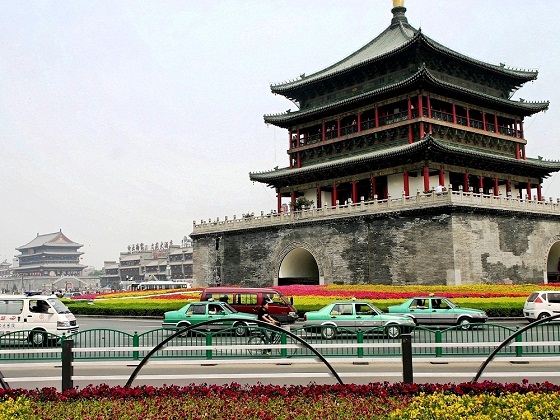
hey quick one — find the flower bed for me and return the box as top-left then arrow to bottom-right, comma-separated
2,382 -> 560,419
65,283 -> 560,318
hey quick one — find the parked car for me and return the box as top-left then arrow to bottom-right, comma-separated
302,300 -> 416,339
387,296 -> 488,329
524,291 -> 560,321
162,301 -> 257,336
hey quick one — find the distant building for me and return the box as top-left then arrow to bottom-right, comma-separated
101,241 -> 193,290
14,231 -> 85,277
0,260 -> 11,278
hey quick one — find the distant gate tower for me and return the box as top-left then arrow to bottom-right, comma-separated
191,1 -> 560,287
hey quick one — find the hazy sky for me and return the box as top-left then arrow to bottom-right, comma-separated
2,0 -> 560,269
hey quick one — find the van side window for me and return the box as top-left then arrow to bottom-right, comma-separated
236,293 -> 258,305
29,300 -> 50,313
548,293 -> 560,304
0,300 -> 23,315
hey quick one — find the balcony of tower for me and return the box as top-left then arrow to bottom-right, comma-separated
289,106 -> 525,167
193,189 -> 560,235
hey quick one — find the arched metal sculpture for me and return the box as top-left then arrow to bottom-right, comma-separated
125,319 -> 343,387
472,313 -> 560,382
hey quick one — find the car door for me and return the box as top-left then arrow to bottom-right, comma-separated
407,298 -> 431,324
25,299 -> 57,332
184,303 -> 208,326
429,298 -> 455,325
329,303 -> 356,329
354,303 -> 383,329
207,303 -> 231,330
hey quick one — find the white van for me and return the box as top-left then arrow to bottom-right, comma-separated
523,291 -> 560,321
0,294 -> 79,345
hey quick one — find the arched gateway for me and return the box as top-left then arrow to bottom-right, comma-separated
277,247 -> 320,286
547,240 -> 560,283
190,2 -> 560,288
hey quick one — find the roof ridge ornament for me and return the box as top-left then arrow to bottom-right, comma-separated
391,0 -> 407,28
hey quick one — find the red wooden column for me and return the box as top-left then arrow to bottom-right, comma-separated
277,191 -> 282,213
426,95 -> 432,118
494,115 -> 499,133
407,97 -> 413,143
463,173 -> 469,191
296,129 -> 301,147
290,191 -> 296,208
332,183 -> 338,206
515,144 -> 520,159
317,186 -> 322,208
519,121 -> 524,139
322,121 -> 326,142
493,178 -> 499,196
482,112 -> 487,131
337,118 -> 341,138
423,166 -> 430,192
374,107 -> 379,128
478,176 -> 484,194
506,180 -> 511,196
357,113 -> 361,133
418,94 -> 425,138
526,183 -> 532,201
403,171 -> 410,197
466,107 -> 470,127
514,120 -> 519,138
352,181 -> 358,203
438,169 -> 445,187
537,184 -> 542,202
452,103 -> 457,124
371,176 -> 377,199
296,152 -> 301,168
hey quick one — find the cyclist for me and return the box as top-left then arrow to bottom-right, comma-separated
258,299 -> 280,355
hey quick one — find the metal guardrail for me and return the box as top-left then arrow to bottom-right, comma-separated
0,322 -> 559,362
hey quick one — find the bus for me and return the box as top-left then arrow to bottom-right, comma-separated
131,280 -> 192,291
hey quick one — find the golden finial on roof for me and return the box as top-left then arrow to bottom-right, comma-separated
393,0 -> 404,7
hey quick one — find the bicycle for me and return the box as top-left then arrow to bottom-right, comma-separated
246,325 -> 297,356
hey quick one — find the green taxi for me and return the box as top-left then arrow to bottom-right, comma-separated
387,296 -> 488,329
162,301 -> 257,336
302,300 -> 416,339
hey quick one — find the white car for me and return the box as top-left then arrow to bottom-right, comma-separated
523,291 -> 560,321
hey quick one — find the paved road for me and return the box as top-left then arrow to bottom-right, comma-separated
1,357 -> 559,390
75,316 -> 529,335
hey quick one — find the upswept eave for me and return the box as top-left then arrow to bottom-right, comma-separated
249,135 -> 560,185
264,66 -> 548,127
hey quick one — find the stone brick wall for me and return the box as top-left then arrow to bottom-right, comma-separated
191,207 -> 560,287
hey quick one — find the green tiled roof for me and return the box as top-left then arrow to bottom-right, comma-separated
271,8 -> 537,95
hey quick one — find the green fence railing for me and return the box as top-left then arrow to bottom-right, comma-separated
1,322 -> 559,362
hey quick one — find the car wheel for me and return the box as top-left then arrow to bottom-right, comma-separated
321,325 -> 337,340
386,325 -> 401,339
457,317 -> 471,330
28,330 -> 47,346
537,312 -> 551,320
233,321 -> 249,337
177,322 -> 191,337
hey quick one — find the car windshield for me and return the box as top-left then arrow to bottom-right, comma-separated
222,303 -> 238,313
47,298 -> 72,314
441,298 -> 457,308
